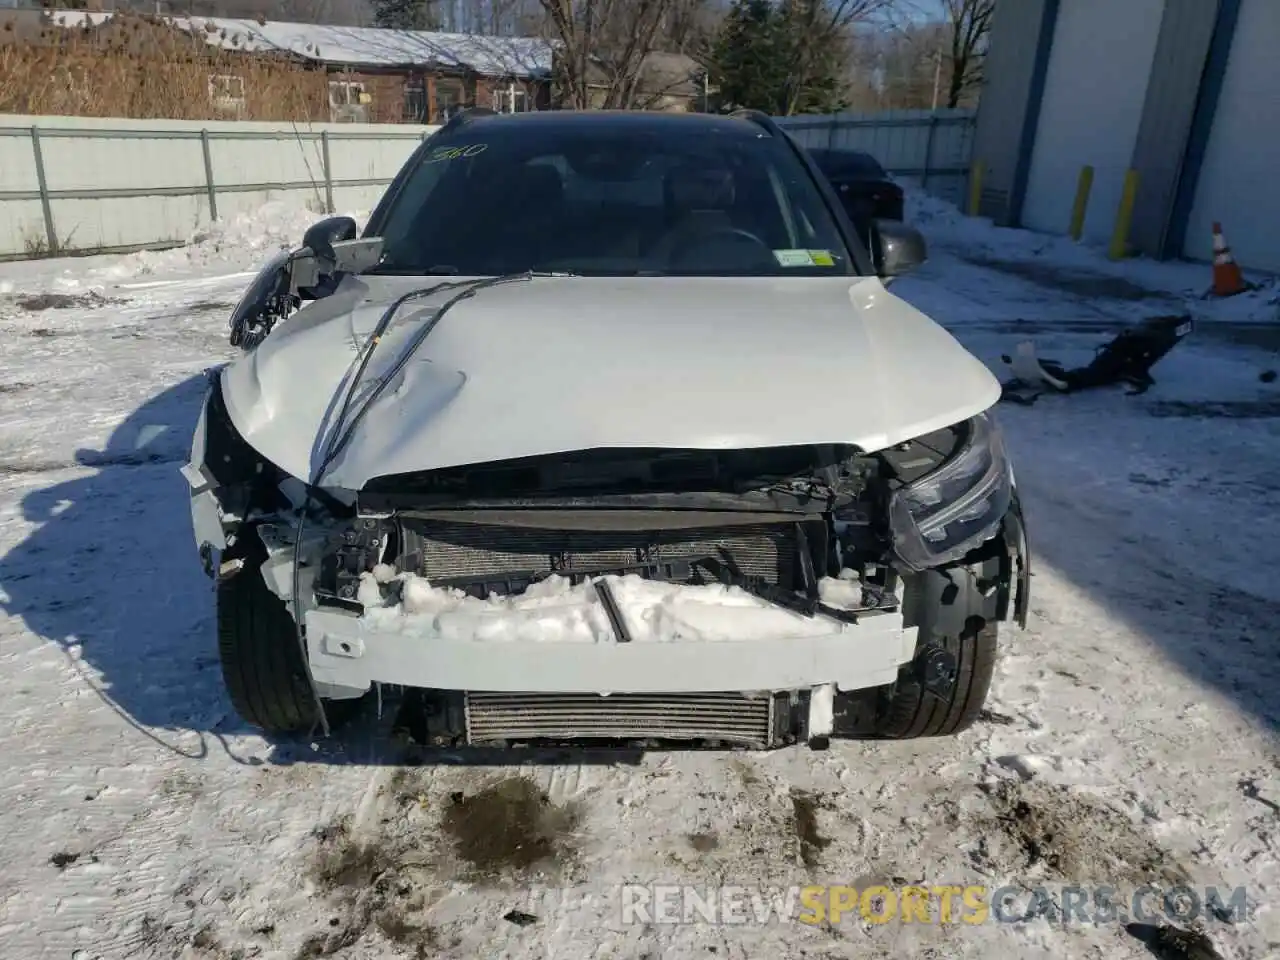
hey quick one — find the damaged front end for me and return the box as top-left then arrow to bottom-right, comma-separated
185,366 -> 353,605
183,365 -> 281,581
185,366 -> 1029,749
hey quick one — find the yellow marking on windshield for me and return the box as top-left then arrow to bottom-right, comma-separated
425,143 -> 489,163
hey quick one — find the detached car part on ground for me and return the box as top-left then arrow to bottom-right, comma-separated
184,108 -> 1030,750
1000,314 -> 1195,406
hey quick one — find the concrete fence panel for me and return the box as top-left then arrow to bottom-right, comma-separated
0,115 -> 436,260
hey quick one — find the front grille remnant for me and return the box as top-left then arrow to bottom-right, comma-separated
465,692 -> 775,748
411,519 -> 801,589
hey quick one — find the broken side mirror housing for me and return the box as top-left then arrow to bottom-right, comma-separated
302,215 -> 358,266
872,219 -> 927,281
295,216 -> 383,301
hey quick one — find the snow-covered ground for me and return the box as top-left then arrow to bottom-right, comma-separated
1,195 -> 1278,960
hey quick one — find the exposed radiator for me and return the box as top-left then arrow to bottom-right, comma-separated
412,519 -> 801,586
464,692 -> 777,748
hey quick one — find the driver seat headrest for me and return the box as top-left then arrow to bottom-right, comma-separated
510,163 -> 564,207
665,164 -> 736,212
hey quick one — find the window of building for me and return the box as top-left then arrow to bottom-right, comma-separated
491,83 -> 530,114
403,78 -> 428,123
328,80 -> 367,109
328,79 -> 369,122
434,78 -> 467,122
208,74 -> 245,116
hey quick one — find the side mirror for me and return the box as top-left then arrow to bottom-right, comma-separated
302,216 -> 358,268
298,216 -> 362,301
871,219 -> 927,280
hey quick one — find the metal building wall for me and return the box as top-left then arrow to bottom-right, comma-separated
1127,0 -> 1222,259
1181,0 -> 1276,271
967,0 -> 1058,226
972,0 -> 1270,271
1020,0 -> 1165,244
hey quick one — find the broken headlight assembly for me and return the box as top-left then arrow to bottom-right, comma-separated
888,412 -> 1013,571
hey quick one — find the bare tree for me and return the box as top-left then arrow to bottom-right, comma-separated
780,0 -> 894,116
462,0 -> 520,34
537,0 -> 678,109
656,0 -> 721,55
881,18 -> 946,109
847,0 -> 992,113
941,0 -> 992,107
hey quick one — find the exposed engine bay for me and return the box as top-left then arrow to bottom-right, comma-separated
189,366 -> 1026,750
197,365 -> 970,616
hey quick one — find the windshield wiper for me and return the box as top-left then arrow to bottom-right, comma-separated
364,266 -> 459,276
294,269 -> 579,735
315,270 -> 568,484
365,262 -> 579,278
294,270 -> 549,730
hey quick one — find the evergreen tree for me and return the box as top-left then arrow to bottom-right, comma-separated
709,0 -> 788,113
371,0 -> 440,31
710,0 -> 850,115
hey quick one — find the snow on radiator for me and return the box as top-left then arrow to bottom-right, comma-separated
357,569 -> 864,644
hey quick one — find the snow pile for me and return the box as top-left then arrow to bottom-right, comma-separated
904,185 -> 978,240
903,185 -> 1092,265
359,570 -> 865,644
90,201 -> 370,281
4,199 -> 374,296
817,566 -> 863,607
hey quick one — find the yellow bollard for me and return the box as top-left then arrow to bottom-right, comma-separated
1109,169 -> 1139,260
967,160 -> 983,217
1069,165 -> 1094,241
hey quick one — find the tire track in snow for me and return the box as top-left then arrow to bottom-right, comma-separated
3,768 -> 211,960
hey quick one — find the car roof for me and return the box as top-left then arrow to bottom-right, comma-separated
445,109 -> 774,142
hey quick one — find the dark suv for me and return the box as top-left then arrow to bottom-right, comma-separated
804,148 -> 904,248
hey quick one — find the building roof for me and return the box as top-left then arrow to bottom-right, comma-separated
46,11 -> 553,78
585,50 -> 704,100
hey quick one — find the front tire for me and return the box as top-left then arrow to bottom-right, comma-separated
874,559 -> 1002,739
217,543 -> 358,735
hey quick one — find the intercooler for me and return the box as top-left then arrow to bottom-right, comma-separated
464,692 -> 779,748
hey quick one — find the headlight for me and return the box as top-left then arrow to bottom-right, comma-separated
888,412 -> 1013,571
229,250 -> 293,349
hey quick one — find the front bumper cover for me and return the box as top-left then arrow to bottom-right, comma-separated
304,605 -> 919,699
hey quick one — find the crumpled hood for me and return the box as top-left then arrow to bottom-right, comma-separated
218,274 -> 1001,491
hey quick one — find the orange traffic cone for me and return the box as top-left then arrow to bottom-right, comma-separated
1211,222 -> 1248,297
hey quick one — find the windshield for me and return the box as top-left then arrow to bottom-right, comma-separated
369,120 -> 860,277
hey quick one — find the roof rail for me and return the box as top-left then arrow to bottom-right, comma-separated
439,106 -> 497,134
729,109 -> 784,136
